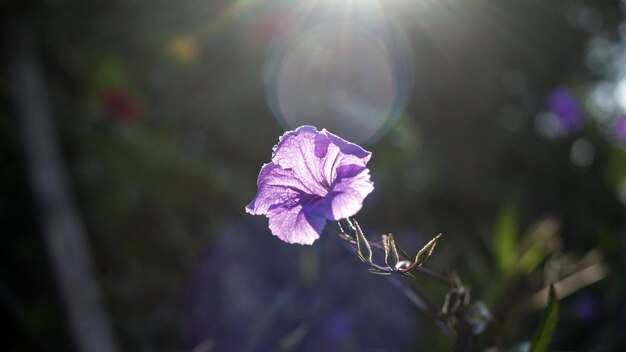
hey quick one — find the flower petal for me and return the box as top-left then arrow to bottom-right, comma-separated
321,128 -> 371,163
317,128 -> 371,187
247,125 -> 375,245
271,126 -> 329,196
266,198 -> 327,245
271,125 -> 372,195
245,163 -> 309,215
325,164 -> 374,220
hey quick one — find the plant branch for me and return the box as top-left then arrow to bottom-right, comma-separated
337,219 -> 454,285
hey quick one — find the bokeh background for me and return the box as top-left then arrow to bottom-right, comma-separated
2,0 -> 626,351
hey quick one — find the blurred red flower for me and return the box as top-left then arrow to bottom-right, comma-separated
100,89 -> 145,123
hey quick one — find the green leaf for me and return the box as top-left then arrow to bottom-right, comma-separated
530,284 -> 559,352
354,247 -> 368,263
337,223 -> 354,242
494,204 -> 518,275
518,218 -> 559,274
414,233 -> 442,266
354,220 -> 372,264
368,268 -> 391,275
383,234 -> 400,269
94,55 -> 129,90
401,271 -> 417,279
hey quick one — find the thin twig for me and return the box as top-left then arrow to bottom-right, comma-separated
335,234 -> 454,340
337,220 -> 454,285
388,276 -> 455,341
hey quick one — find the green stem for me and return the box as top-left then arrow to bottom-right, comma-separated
336,219 -> 454,285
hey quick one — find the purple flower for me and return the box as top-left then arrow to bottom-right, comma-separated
572,293 -> 599,322
246,126 -> 374,245
546,87 -> 583,133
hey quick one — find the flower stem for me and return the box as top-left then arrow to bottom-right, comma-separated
415,266 -> 455,286
387,276 -> 455,341
336,219 -> 454,286
334,219 -> 458,343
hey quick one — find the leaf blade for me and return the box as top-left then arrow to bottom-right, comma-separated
494,204 -> 518,275
530,284 -> 559,352
383,234 -> 399,269
354,220 -> 372,264
414,233 -> 442,266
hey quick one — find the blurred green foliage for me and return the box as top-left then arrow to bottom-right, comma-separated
530,285 -> 558,352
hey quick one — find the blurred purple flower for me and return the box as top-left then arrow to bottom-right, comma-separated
572,293 -> 599,322
546,87 -> 583,133
327,312 -> 353,340
246,126 -> 374,245
615,116 -> 626,143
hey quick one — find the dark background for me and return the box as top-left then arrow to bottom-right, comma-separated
1,0 -> 626,351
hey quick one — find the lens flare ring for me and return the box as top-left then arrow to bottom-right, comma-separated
264,5 -> 414,145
